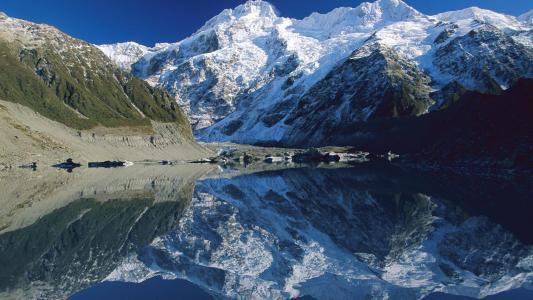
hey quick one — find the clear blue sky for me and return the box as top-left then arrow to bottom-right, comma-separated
0,0 -> 530,46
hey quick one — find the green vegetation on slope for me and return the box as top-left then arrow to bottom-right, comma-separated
0,41 -> 97,129
0,32 -> 190,131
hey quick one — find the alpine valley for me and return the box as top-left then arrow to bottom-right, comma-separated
100,0 -> 532,154
0,1 -> 532,300
0,0 -> 531,171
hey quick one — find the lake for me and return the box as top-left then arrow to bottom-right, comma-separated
0,162 -> 531,299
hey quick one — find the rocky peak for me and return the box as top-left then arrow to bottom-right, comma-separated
294,0 -> 423,38
233,0 -> 278,19
435,7 -> 524,31
197,0 -> 278,33
433,24 -> 533,93
370,0 -> 423,20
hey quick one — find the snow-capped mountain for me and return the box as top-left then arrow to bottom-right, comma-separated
100,0 -> 533,146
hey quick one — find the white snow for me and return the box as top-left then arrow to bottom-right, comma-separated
435,7 -> 527,32
97,42 -> 155,71
518,9 -> 533,25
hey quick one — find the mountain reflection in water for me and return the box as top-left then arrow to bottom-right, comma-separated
0,163 -> 531,300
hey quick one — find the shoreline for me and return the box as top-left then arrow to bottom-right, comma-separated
0,100 -> 213,168
1,100 -> 528,180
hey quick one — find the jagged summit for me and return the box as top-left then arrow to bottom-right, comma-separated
435,6 -> 525,31
197,0 -> 279,33
294,0 -> 424,39
233,0 -> 278,18
370,0 -> 423,19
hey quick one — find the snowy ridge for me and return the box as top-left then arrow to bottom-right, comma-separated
97,42 -> 172,71
97,42 -> 152,71
519,9 -> 533,25
294,0 -> 423,39
99,0 -> 533,145
435,7 -> 527,32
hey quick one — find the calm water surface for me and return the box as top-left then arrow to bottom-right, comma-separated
0,162 -> 531,299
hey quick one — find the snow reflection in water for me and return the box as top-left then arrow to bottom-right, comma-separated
109,166 -> 533,299
0,164 -> 531,299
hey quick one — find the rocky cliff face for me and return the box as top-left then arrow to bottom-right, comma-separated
433,25 -> 533,95
277,43 -> 434,146
100,0 -> 533,146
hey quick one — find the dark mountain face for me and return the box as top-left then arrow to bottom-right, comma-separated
280,43 -> 433,146
324,79 -> 533,173
433,26 -> 533,94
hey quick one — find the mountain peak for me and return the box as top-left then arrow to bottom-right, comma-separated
368,0 -> 422,17
448,6 -> 499,17
295,0 -> 423,38
435,6 -> 525,31
376,0 -> 410,9
196,0 -> 278,33
233,0 -> 277,18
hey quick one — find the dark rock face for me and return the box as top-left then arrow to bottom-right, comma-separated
433,24 -> 459,44
274,26 -> 532,148
322,79 -> 533,173
282,43 -> 433,146
434,26 -> 533,93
